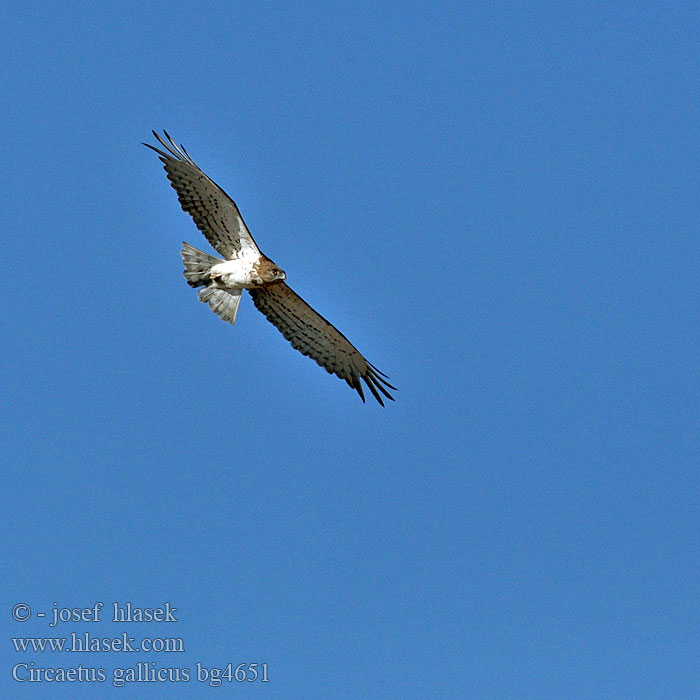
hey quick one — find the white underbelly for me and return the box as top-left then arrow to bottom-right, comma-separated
210,258 -> 257,288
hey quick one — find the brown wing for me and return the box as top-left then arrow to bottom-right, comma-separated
249,282 -> 395,405
144,130 -> 260,259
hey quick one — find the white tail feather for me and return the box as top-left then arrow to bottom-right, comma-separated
182,242 -> 243,325
197,286 -> 243,325
181,242 -> 221,287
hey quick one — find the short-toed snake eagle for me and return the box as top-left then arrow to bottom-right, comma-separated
145,131 -> 395,405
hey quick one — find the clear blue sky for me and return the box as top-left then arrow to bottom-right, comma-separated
2,2 -> 698,698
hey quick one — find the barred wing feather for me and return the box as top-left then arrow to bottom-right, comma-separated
144,131 -> 259,259
249,282 -> 395,406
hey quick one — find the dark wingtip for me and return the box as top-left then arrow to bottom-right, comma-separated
361,374 -> 387,406
354,377 -> 366,403
368,362 -> 392,380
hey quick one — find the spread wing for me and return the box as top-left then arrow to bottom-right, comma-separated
249,282 -> 395,405
144,130 -> 260,259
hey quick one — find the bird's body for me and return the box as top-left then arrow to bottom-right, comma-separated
210,252 -> 284,290
209,257 -> 258,289
145,131 -> 395,405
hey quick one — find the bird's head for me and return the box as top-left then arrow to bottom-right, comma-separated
263,266 -> 286,283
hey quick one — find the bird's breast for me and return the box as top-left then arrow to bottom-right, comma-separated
210,257 -> 259,288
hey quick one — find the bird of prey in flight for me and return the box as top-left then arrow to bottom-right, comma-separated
144,131 -> 395,405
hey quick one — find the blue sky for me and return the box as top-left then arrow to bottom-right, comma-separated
2,1 -> 698,698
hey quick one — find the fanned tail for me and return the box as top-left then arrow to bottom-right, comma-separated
181,241 -> 221,287
197,286 -> 243,326
181,242 -> 243,325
